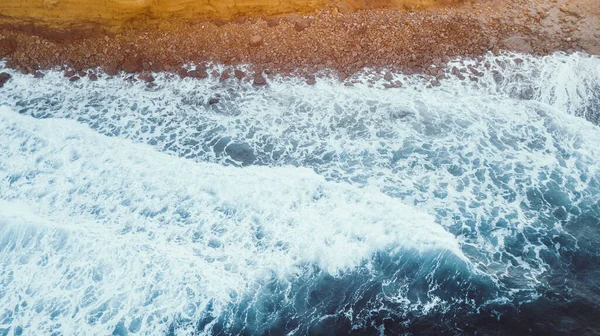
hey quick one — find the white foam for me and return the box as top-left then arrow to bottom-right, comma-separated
0,107 -> 462,335
1,52 -> 599,333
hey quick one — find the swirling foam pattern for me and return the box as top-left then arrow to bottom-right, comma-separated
0,52 -> 599,335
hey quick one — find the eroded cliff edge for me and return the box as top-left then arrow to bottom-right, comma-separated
0,0 -> 461,29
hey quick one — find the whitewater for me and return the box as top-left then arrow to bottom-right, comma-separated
1,52 -> 599,335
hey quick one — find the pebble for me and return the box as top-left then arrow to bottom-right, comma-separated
249,35 -> 263,47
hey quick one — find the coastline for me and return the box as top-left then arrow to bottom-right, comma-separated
0,0 -> 598,83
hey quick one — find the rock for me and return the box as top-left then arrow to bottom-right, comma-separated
249,35 -> 263,47
89,73 -> 98,81
150,62 -> 164,72
306,76 -> 316,85
33,71 -> 44,78
69,76 -> 80,82
265,17 -> 280,27
121,56 -> 142,73
234,69 -> 246,80
208,97 -> 220,105
285,15 -> 311,32
220,70 -> 231,81
178,68 -> 189,78
138,72 -> 155,82
0,37 -> 17,57
468,66 -> 484,77
451,66 -> 466,80
503,36 -> 534,54
560,6 -> 582,18
64,69 -> 76,78
0,72 -> 11,88
104,63 -> 119,76
384,72 -> 393,81
253,73 -> 267,86
187,70 -> 208,79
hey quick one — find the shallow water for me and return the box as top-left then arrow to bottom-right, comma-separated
1,52 -> 599,335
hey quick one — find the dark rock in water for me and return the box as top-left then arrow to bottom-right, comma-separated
451,66 -> 466,80
220,69 -> 231,81
468,66 -> 484,77
208,97 -> 220,105
138,72 -> 155,82
187,70 -> 208,79
234,69 -> 246,80
384,72 -> 393,81
253,73 -> 267,86
178,68 -> 188,78
89,73 -> 98,81
64,69 -> 76,78
33,71 -> 44,78
0,72 -> 11,88
306,76 -> 316,85
69,76 -> 80,82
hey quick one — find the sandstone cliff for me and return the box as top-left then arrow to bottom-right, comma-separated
0,0 -> 461,29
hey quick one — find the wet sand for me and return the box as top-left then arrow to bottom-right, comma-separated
0,0 -> 598,83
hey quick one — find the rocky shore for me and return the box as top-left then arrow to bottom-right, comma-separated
0,0 -> 598,84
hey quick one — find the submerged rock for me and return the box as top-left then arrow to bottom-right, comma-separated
0,72 -> 11,87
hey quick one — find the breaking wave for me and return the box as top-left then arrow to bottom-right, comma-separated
1,51 -> 599,334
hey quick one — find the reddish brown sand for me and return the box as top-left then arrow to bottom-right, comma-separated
0,0 -> 598,82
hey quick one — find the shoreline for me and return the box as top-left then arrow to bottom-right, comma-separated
0,0 -> 598,83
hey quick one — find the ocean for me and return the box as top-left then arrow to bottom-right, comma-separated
0,52 -> 599,335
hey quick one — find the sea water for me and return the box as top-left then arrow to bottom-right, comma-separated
0,52 -> 599,335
